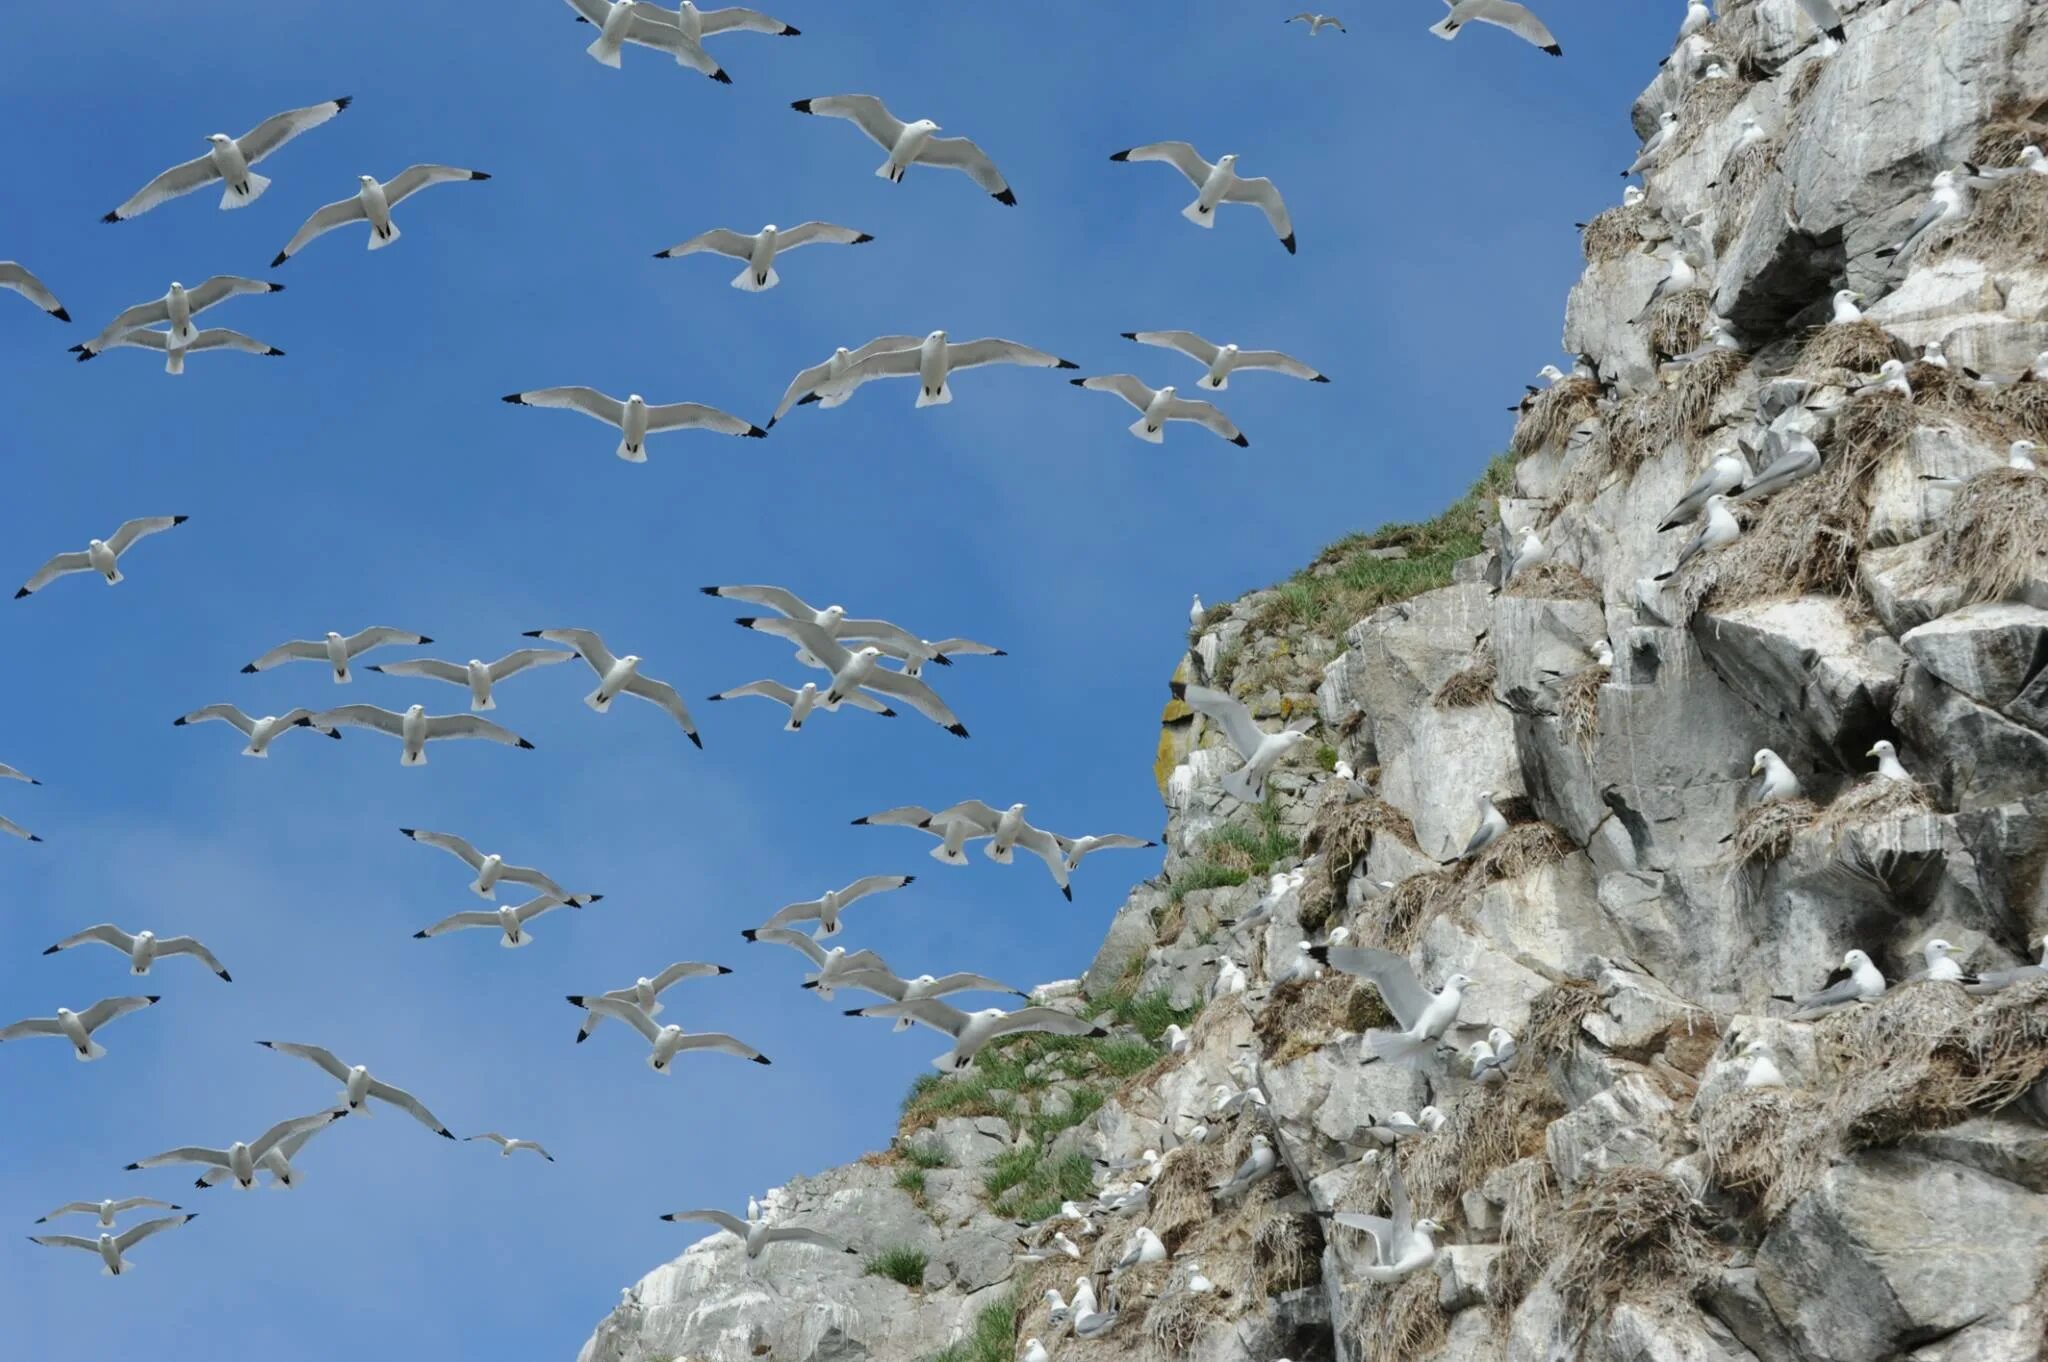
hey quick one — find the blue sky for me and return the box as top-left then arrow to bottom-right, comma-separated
0,3 -> 1670,1356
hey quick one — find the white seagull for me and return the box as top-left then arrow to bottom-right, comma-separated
1866,740 -> 1911,783
1829,289 -> 1864,325
845,998 -> 1108,1072
86,326 -> 282,375
1120,331 -> 1328,389
734,617 -> 969,736
467,1133 -> 554,1161
1210,1134 -> 1277,1200
502,386 -> 764,460
1877,171 -> 1969,262
1739,1039 -> 1786,1089
1677,0 -> 1711,42
523,628 -> 701,746
566,0 -> 797,81
569,996 -> 770,1071
1288,13 -> 1347,34
572,961 -> 732,1039
1115,1227 -> 1168,1270
655,221 -> 873,291
1658,449 -> 1748,530
31,1214 -> 196,1276
747,927 -> 890,1001
43,925 -> 231,982
415,894 -> 579,948
314,704 -> 532,765
1778,948 -> 1885,1018
763,335 -> 924,426
399,828 -> 595,903
1750,748 -> 1803,802
791,95 -> 1015,203
835,964 -> 1029,1028
1430,0 -> 1562,55
660,1207 -> 850,1258
103,97 -> 353,220
852,801 -> 1072,897
1654,494 -> 1741,579
1914,939 -> 1967,984
1967,938 -> 2048,996
0,261 -> 68,321
35,1197 -> 182,1229
1055,833 -> 1158,874
1327,1155 -> 1443,1281
15,516 -> 187,599
1314,946 -> 1478,1068
1108,143 -> 1295,252
1734,430 -> 1822,503
127,1110 -> 344,1190
1072,375 -> 1249,446
709,679 -> 895,730
272,165 -> 491,265
368,647 -> 576,710
73,277 -> 283,360
243,627 -> 432,684
1446,791 -> 1507,863
703,586 -> 1001,676
744,874 -> 916,940
255,1042 -> 455,1136
173,705 -> 339,756
1175,683 -> 1313,801
830,330 -> 1077,408
1,996 -> 158,1061
1625,112 -> 1680,177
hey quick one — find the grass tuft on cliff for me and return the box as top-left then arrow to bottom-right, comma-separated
927,1295 -> 1017,1362
866,1245 -> 929,1287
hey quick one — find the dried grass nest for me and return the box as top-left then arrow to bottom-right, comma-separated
1582,203 -> 1658,264
1366,822 -> 1579,950
1926,466 -> 2048,606
1512,376 -> 1603,458
1554,1167 -> 1716,1325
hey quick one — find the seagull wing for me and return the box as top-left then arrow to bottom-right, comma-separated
1231,349 -> 1323,381
586,996 -> 666,1044
341,626 -> 428,657
1329,1211 -> 1395,1258
641,402 -> 758,436
383,164 -> 486,205
417,911 -> 504,937
714,680 -> 800,706
250,1111 -> 342,1159
0,261 -> 66,317
700,584 -> 816,617
507,387 -> 627,428
366,1078 -> 453,1135
854,805 -> 938,829
944,338 -> 1069,372
921,972 -> 1024,997
246,639 -> 328,671
931,800 -> 1006,833
697,6 -> 798,34
488,648 -> 576,680
175,705 -> 254,734
0,1017 -> 65,1041
273,195 -> 368,261
621,675 -> 701,740
105,516 -> 183,555
83,297 -> 173,349
496,863 -> 571,898
261,1041 -> 351,1082
17,552 -> 92,595
114,1215 -> 193,1252
1158,394 -> 1247,444
77,996 -> 157,1032
420,715 -> 531,747
769,358 -> 842,423
757,1226 -> 847,1251
663,1208 -> 751,1236
1458,0 -> 1562,51
650,961 -> 729,992
1115,142 -> 1213,186
405,829 -> 487,871
155,937 -> 230,979
184,275 -> 278,312
236,98 -> 352,163
130,1146 -> 229,1171
1014,825 -> 1073,897
510,895 -> 574,925
658,228 -> 757,261
47,923 -> 137,954
107,153 -> 220,221
1126,331 -> 1221,364
982,1007 -> 1106,1042
858,668 -> 968,735
751,926 -> 831,966
776,222 -> 870,250
837,874 -> 915,905
796,95 -> 906,150
836,346 -> 925,385
30,1234 -> 101,1253
1179,684 -> 1266,760
1220,176 -> 1293,245
916,137 -> 1012,198
529,628 -> 619,674
835,969 -> 910,1001
1319,948 -> 1433,1029
851,998 -> 972,1037
674,1032 -> 769,1062
376,659 -> 470,686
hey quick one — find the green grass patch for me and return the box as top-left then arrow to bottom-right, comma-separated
1168,860 -> 1251,902
895,1167 -> 928,1199
866,1246 -> 929,1288
991,1150 -> 1099,1222
901,1142 -> 949,1170
1316,744 -> 1341,772
1093,988 -> 1201,1043
1206,805 -> 1298,877
927,1295 -> 1018,1362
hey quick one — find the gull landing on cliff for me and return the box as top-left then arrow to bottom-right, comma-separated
1172,683 -> 1314,802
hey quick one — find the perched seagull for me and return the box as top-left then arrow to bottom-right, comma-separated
31,1214 -> 195,1276
1176,683 -> 1313,802
1966,146 -> 2047,183
1314,946 -> 1477,1068
843,998 -> 1107,1072
1776,948 -> 1885,1018
315,704 -> 531,765
173,705 -> 338,756
1190,594 -> 1206,629
1280,942 -> 1323,983
1108,143 -> 1295,252
659,1207 -> 851,1257
272,166 -> 491,265
398,828 -> 593,903
1070,375 -> 1249,446
43,926 -> 230,982
1920,341 -> 1950,369
1654,494 -> 1740,579
1734,430 -> 1822,502
1636,251 -> 1699,320
655,221 -> 872,291
1115,1227 -> 1168,1270
87,326 -> 283,375
734,617 -> 969,736
1,996 -> 158,1061
1327,1156 -> 1442,1282
573,962 -> 732,1039
502,386 -> 764,460
103,98 -> 353,221
1795,0 -> 1847,43
1432,0 -> 1562,54
255,1042 -> 454,1136
1913,939 -> 1967,984
1022,1340 -> 1051,1362
1750,749 -> 1803,802
1625,112 -> 1681,177
15,516 -> 187,599
1055,833 -> 1158,874
1069,1277 -> 1100,1322
1120,331 -> 1328,389
467,1133 -> 554,1161
414,894 -> 579,948
568,0 -> 797,80
1677,0 -> 1711,41
524,628 -> 700,746
1866,740 -> 1911,782
1018,1231 -> 1082,1262
1967,938 -> 2048,996
1877,171 -> 1969,261
791,95 -> 1015,202
1738,1039 -> 1785,1089
1659,449 -> 1748,530
0,261 -> 68,321
75,278 -> 284,367
368,647 -> 575,711
1042,1290 -> 1071,1328
243,627 -> 431,684
1829,289 -> 1864,325
763,334 -> 923,426
831,330 -> 1076,408
1470,1027 -> 1517,1082
1210,1134 -> 1277,1200
1446,791 -> 1508,863
744,874 -> 916,940
748,927 -> 892,1001
1360,1109 -> 1444,1145
1163,1024 -> 1193,1056
1504,527 -> 1552,584
710,679 -> 894,730
1072,1290 -> 1121,1340
35,1197 -> 181,1229
128,1111 -> 344,1190
568,996 -> 769,1071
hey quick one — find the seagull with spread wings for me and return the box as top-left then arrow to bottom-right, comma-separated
313,704 -> 532,766
1310,946 -> 1480,1067
243,626 -> 432,684
1324,1153 -> 1443,1282
828,330 -> 1077,409
256,1042 -> 455,1137
762,335 -> 923,426
414,894 -> 581,949
1120,331 -> 1328,389
103,97 -> 353,220
523,628 -> 701,746
745,875 -> 916,940
72,277 -> 282,360
1173,683 -> 1313,801
398,827 -> 596,903
127,1111 -> 344,1190
35,1197 -> 181,1229
368,647 -> 576,710
173,705 -> 339,756
659,1207 -> 855,1258
570,961 -> 732,1039
1071,375 -> 1250,445
43,925 -> 231,982
735,617 -> 969,737
567,997 -> 770,1072
748,927 -> 892,1000
655,221 -> 873,291
502,387 -> 765,460
272,166 -> 491,264
1,996 -> 159,1061
791,95 -> 1016,203
1108,143 -> 1295,252
0,262 -> 68,321
566,0 -> 797,81
15,516 -> 187,599
31,1213 -> 196,1276
844,998 -> 1108,1072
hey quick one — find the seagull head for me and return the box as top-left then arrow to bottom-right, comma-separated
1866,739 -> 1896,760
1623,186 -> 1646,206
1489,1026 -> 1513,1047
1751,748 -> 1777,775
1739,1039 -> 1772,1057
1443,972 -> 1475,990
359,174 -> 377,186
1414,1218 -> 1445,1236
1219,153 -> 1239,169
1250,1133 -> 1271,1150
621,654 -> 643,668
1835,288 -> 1860,306
852,646 -> 883,665
54,1007 -> 76,1022
1933,169 -> 1958,189
1159,384 -> 1177,398
1843,948 -> 1873,969
625,393 -> 645,407
925,329 -> 947,343
820,604 -> 847,625
206,133 -> 232,146
909,119 -> 940,134
326,631 -> 347,644
405,704 -> 426,718
1660,111 -> 1680,128
2011,440 -> 2038,468
909,974 -> 937,988
1476,789 -> 1495,806
1926,938 -> 1956,960
1537,364 -> 1565,382
761,223 -> 778,236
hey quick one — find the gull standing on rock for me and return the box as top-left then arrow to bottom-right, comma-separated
502,386 -> 764,460
1120,331 -> 1329,389
1750,748 -> 1803,803
791,96 -> 1016,203
525,628 -> 701,745
1624,112 -> 1680,177
572,961 -> 732,1039
43,925 -> 231,981
1655,494 -> 1741,579
763,335 -> 923,425
1210,1134 -> 1277,1200
1190,594 -> 1206,629
415,894 -> 579,948
1070,375 -> 1249,445
744,875 -> 916,940
315,704 -> 532,764
244,627 -> 432,684
844,998 -> 1109,1072
659,1207 -> 853,1257
30,1214 -> 196,1276
467,1133 -> 554,1161
1108,143 -> 1295,252
0,262 -> 68,321
655,221 -> 873,291
255,1042 -> 455,1136
128,1111 -> 343,1189
398,828 -> 595,903
1,996 -> 159,1060
1445,791 -> 1507,863
368,647 -> 575,710
1877,171 -> 1969,261
1659,448 -> 1748,530
272,166 -> 491,264
735,617 -> 970,736
1431,0 -> 1563,54
1313,946 -> 1477,1068
15,516 -> 187,599
173,705 -> 338,756
102,97 -> 353,220
1174,684 -> 1313,802
1735,430 -> 1822,503
1777,948 -> 1885,1018
709,679 -> 894,729
830,330 -> 1077,408
72,277 -> 282,360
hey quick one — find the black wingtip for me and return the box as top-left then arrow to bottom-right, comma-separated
1653,571 -> 1676,581
752,1055 -> 772,1065
1087,1026 -> 1108,1038
517,739 -> 535,750
413,930 -> 430,939
125,1163 -> 142,1171
566,995 -> 587,1007
470,171 -> 493,181
843,1008 -> 865,1017
521,629 -> 544,638
334,95 -> 354,110
1311,374 -> 1331,383
853,232 -> 875,244
438,1128 -> 456,1139
1307,945 -> 1332,964
1062,886 -> 1073,902
993,189 -> 1017,206
688,732 -> 703,748
218,971 -> 233,983
502,393 -> 527,405
1543,43 -> 1562,55
710,68 -> 733,84
41,944 -> 58,955
1055,359 -> 1079,369
1229,433 -> 1251,447
145,996 -> 160,1005
946,724 -> 969,738
796,392 -> 821,406
51,307 -> 70,322
1068,377 -> 1086,387
735,617 -> 759,628
741,929 -> 759,941
744,425 -> 768,439
660,1213 -> 676,1221
1280,234 -> 1297,255
801,980 -> 818,989
791,98 -> 813,112
101,211 -> 121,224
74,349 -> 95,363
12,589 -> 27,599
1109,149 -> 1131,162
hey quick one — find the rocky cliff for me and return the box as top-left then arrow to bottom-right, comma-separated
581,2 -> 2048,1360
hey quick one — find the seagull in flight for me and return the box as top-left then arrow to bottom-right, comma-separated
566,0 -> 798,81
415,894 -> 581,949
1430,0 -> 1563,55
103,97 -> 353,220
72,277 -> 283,360
173,706 -> 339,757
398,828 -> 596,903
1109,143 -> 1295,252
1173,683 -> 1313,801
763,335 -> 923,426
368,647 -> 576,710
1312,946 -> 1480,1067
30,1214 -> 196,1276
272,166 -> 491,265
791,95 -> 1016,204
15,516 -> 187,599
243,627 -> 432,684
502,386 -> 765,460
734,617 -> 969,736
851,802 -> 1073,897
467,1133 -> 554,1161
708,679 -> 895,730
43,925 -> 231,981
829,330 -> 1077,409
1072,375 -> 1249,445
655,221 -> 873,291
0,262 -> 68,321
1287,13 -> 1347,34
128,1110 -> 344,1190
1,996 -> 158,1061
313,704 -> 532,765
747,927 -> 891,1001
35,1197 -> 181,1229
1054,833 -> 1158,874
744,875 -> 917,940
568,996 -> 771,1071
844,998 -> 1108,1071
524,628 -> 701,746
659,1207 -> 854,1258
1120,331 -> 1329,389
703,585 -> 1001,677
255,1042 -> 455,1137
86,326 -> 283,375
572,961 -> 733,1039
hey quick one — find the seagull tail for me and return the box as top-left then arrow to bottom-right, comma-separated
164,347 -> 187,377
76,1041 -> 108,1063
1363,1029 -> 1432,1069
1127,417 -> 1167,444
984,842 -> 1015,865
915,381 -> 953,408
585,687 -> 615,714
929,844 -> 968,865
401,748 -> 427,767
586,36 -> 624,67
220,172 -> 271,210
1428,17 -> 1460,40
240,742 -> 268,758
731,264 -> 779,292
874,159 -> 905,183
1180,199 -> 1217,229
367,220 -> 402,251
1221,765 -> 1259,804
